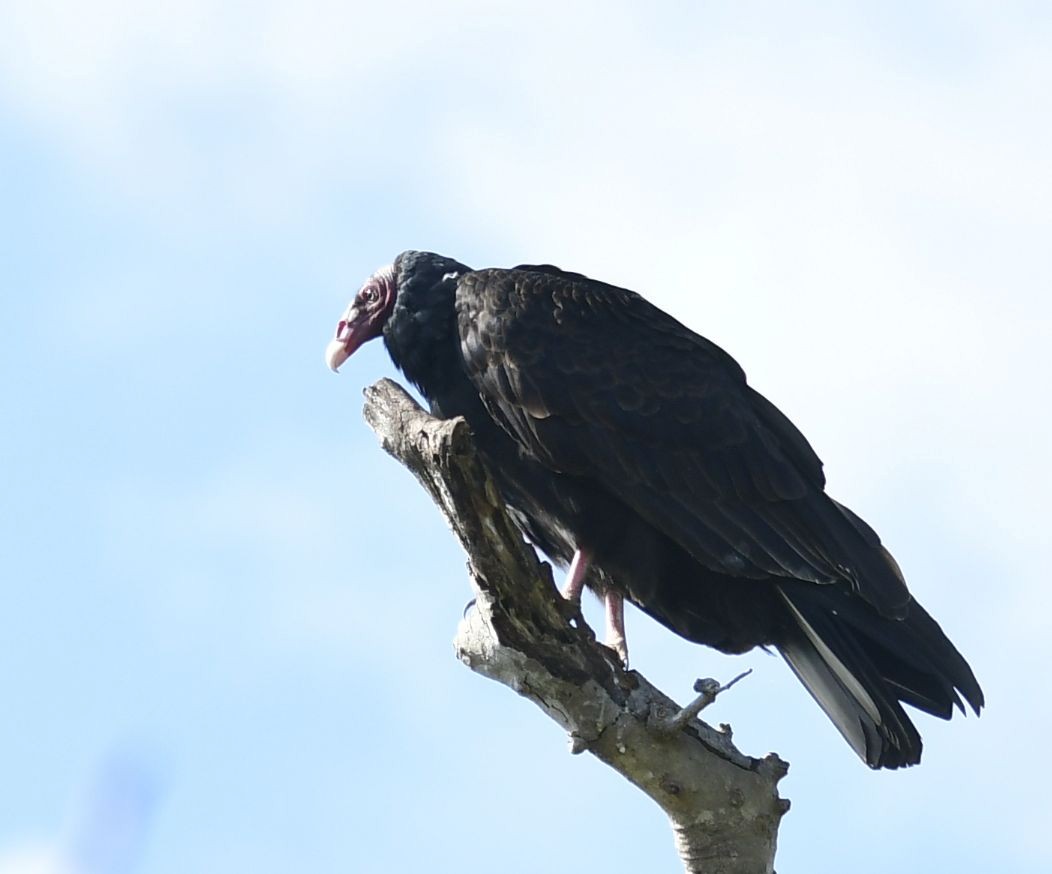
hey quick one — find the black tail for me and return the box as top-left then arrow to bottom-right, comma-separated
777,584 -> 984,769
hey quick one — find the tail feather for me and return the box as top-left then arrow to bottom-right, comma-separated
777,584 -> 983,769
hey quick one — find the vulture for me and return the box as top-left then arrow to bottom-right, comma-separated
325,250 -> 983,769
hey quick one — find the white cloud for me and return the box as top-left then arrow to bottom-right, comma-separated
0,846 -> 72,874
0,0 -> 533,223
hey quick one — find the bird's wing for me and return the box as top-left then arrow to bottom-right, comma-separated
456,266 -> 910,617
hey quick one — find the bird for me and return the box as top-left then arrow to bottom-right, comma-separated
325,250 -> 983,769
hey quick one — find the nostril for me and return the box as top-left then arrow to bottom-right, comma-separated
336,320 -> 348,340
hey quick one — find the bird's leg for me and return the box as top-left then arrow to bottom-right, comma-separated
604,590 -> 629,666
561,547 -> 592,603
559,549 -> 628,663
557,547 -> 593,637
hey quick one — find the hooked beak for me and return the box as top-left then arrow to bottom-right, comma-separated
325,335 -> 350,373
325,305 -> 367,372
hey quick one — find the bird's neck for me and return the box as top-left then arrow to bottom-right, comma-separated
383,282 -> 467,409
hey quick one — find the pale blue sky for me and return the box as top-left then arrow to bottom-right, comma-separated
2,3 -> 1049,872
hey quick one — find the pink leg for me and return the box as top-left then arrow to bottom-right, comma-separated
561,547 -> 592,602
604,590 -> 628,665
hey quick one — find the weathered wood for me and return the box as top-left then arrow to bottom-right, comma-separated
363,377 -> 789,874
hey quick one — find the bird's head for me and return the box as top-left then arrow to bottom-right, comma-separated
325,250 -> 471,373
324,262 -> 398,373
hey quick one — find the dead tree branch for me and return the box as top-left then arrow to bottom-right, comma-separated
362,377 -> 790,874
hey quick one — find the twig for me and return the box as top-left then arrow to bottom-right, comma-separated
655,670 -> 754,735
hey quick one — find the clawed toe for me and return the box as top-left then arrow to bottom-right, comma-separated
604,634 -> 629,668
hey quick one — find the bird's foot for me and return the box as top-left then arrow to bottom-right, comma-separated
602,632 -> 629,668
557,547 -> 596,640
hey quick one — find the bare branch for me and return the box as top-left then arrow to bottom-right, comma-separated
362,378 -> 790,874
655,671 -> 754,736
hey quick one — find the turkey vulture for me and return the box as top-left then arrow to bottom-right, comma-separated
325,250 -> 983,769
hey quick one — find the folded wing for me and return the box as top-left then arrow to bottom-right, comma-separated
456,265 -> 911,618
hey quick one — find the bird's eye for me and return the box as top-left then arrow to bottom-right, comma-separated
362,286 -> 380,304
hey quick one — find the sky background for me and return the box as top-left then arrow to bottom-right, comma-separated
1,2 -> 1050,872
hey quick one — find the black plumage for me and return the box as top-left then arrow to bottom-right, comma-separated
327,249 -> 984,769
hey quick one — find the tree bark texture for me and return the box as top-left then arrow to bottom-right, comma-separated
362,378 -> 790,874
